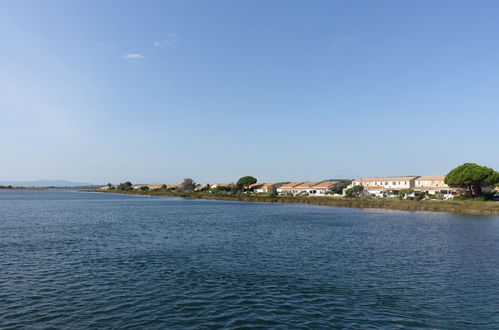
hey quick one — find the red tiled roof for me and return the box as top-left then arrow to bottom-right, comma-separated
312,181 -> 339,189
293,181 -> 319,189
279,182 -> 304,189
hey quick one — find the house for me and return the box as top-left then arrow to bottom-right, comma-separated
292,182 -> 320,194
362,186 -> 389,197
347,175 -> 462,198
277,181 -> 340,195
131,184 -> 164,190
147,184 -> 164,190
415,176 -> 446,188
195,184 -> 210,191
259,182 -> 284,193
414,176 -> 457,198
210,183 -> 231,189
350,176 -> 418,189
249,182 -> 283,193
347,176 -> 418,197
248,183 -> 264,191
277,182 -> 307,194
310,181 -> 340,195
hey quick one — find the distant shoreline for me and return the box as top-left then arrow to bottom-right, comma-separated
90,190 -> 499,217
0,187 -> 48,190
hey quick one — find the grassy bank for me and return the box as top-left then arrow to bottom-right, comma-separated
90,190 -> 499,216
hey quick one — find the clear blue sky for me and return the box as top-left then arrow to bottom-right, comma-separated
1,0 -> 498,184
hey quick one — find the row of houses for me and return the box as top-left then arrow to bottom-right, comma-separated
246,181 -> 342,195
348,175 -> 456,198
102,174 -> 490,198
100,181 -> 343,195
278,181 -> 341,195
100,183 -> 183,191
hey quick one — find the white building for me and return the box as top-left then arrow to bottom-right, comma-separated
277,181 -> 340,195
349,176 -> 418,191
414,176 -> 456,198
248,182 -> 283,193
347,175 -> 459,198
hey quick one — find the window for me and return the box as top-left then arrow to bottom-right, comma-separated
393,182 -> 397,185
385,182 -> 388,185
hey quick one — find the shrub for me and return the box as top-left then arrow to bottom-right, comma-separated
428,193 -> 445,200
236,176 -> 257,190
345,185 -> 364,198
117,181 -> 133,191
414,191 -> 426,201
398,189 -> 414,200
267,188 -> 278,197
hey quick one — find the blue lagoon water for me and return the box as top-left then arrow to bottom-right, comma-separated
1,190 -> 499,328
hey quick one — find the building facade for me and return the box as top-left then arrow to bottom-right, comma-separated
277,181 -> 340,195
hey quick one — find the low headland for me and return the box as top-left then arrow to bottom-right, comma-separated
91,163 -> 499,216
92,189 -> 499,216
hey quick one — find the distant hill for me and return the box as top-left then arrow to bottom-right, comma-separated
0,179 -> 96,187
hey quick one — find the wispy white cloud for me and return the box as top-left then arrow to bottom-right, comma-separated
122,53 -> 144,60
153,34 -> 178,47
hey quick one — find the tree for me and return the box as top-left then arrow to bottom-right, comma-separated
398,189 -> 414,200
445,163 -> 499,197
344,185 -> 364,198
117,181 -> 133,191
181,178 -> 196,191
140,185 -> 150,191
236,176 -> 257,190
329,179 -> 353,194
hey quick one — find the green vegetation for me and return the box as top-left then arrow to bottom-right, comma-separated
445,163 -> 499,197
328,179 -> 353,194
236,176 -> 257,190
398,189 -> 414,200
95,189 -> 499,216
117,181 -> 133,191
96,166 -> 499,216
210,185 -> 231,194
267,188 -> 278,197
344,185 -> 364,198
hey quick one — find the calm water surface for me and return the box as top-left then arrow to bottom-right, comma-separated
1,190 -> 499,329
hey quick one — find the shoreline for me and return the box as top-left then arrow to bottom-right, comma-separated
0,187 -> 48,190
89,190 -> 499,217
